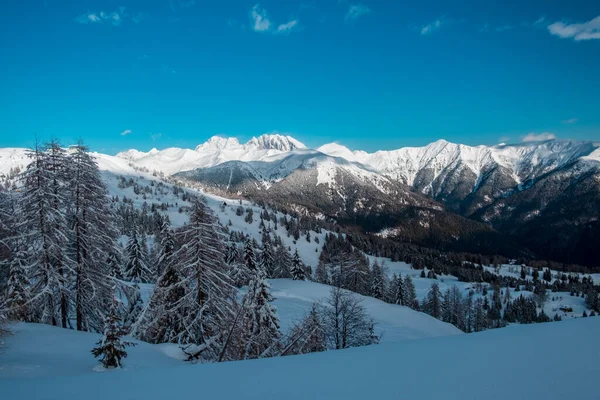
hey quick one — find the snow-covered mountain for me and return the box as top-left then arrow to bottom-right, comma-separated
117,135 -> 598,265
3,135 -> 600,265
115,134 -> 306,175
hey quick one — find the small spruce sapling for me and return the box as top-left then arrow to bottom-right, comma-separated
91,297 -> 136,369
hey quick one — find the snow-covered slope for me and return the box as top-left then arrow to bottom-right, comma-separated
3,318 -> 599,399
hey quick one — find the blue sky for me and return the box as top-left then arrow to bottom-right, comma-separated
0,0 -> 599,153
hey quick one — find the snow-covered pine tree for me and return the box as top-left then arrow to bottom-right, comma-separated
424,282 -> 443,319
45,139 -> 72,328
391,273 -> 405,305
134,262 -> 187,344
244,236 -> 258,273
283,303 -> 326,356
68,142 -> 118,331
442,285 -> 465,331
124,282 -> 144,330
139,232 -> 153,280
290,249 -> 306,281
106,251 -> 123,280
314,260 -> 328,284
19,143 -> 71,326
272,242 -> 292,279
91,295 -> 135,369
260,232 -> 276,278
155,217 -> 175,279
403,275 -> 418,310
5,246 -> 31,321
240,257 -> 281,359
124,230 -> 152,283
369,261 -> 385,300
0,190 -> 30,321
226,241 -> 248,287
170,199 -> 235,358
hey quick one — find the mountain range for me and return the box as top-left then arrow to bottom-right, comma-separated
113,134 -> 600,266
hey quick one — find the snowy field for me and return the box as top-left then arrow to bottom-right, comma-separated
2,318 -> 598,399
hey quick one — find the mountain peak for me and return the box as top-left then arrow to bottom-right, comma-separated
247,133 -> 306,152
317,142 -> 357,162
195,136 -> 241,152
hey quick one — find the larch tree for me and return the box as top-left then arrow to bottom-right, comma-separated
68,142 -> 118,332
19,143 -> 71,326
169,199 -> 235,359
45,139 -> 72,328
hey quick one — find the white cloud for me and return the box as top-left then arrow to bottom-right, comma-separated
76,7 -> 128,26
421,18 -> 444,35
562,118 -> 578,124
151,133 -> 162,141
248,5 -> 298,35
521,132 -> 556,142
548,16 -> 600,41
250,4 -> 271,32
277,20 -> 298,34
534,16 -> 546,26
121,129 -> 132,136
345,4 -> 371,21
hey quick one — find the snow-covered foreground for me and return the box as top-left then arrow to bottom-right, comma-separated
3,318 -> 599,399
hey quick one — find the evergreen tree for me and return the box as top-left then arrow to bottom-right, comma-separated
369,261 -> 385,300
244,237 -> 258,273
314,260 -> 329,284
19,143 -> 71,326
390,274 -> 405,305
226,242 -> 248,287
5,247 -> 31,321
291,249 -> 306,281
272,243 -> 293,279
155,217 -> 175,279
473,298 -> 488,332
1,192 -> 30,321
424,282 -> 443,319
124,282 -> 144,330
91,296 -> 135,369
134,262 -> 187,343
124,230 -> 152,283
260,232 -> 276,278
285,303 -> 326,355
68,142 -> 118,331
442,285 -> 466,331
45,139 -> 72,328
403,275 -> 418,310
241,254 -> 281,359
106,251 -> 123,280
169,199 -> 235,357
